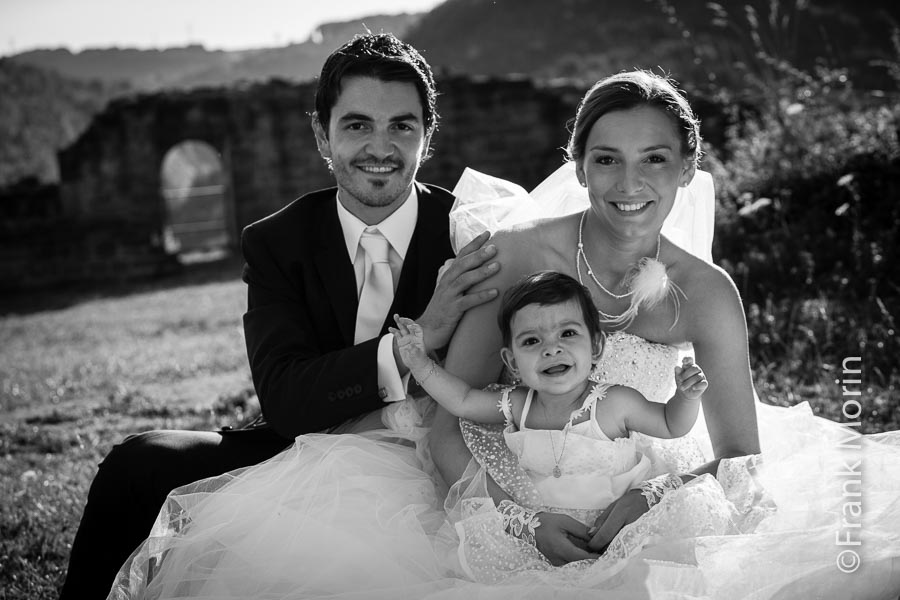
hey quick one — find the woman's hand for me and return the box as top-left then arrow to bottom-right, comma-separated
534,512 -> 600,566
586,488 -> 648,552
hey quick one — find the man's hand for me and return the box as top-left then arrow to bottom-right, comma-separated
534,512 -> 599,566
587,488 -> 649,552
416,231 -> 499,355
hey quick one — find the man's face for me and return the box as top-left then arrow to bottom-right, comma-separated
313,76 -> 429,224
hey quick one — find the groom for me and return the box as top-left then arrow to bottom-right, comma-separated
59,33 -> 500,599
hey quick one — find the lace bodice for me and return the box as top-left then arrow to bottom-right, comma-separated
591,330 -> 678,404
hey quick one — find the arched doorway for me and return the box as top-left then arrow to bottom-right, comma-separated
160,140 -> 232,262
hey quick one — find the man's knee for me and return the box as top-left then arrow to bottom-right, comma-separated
92,430 -> 221,502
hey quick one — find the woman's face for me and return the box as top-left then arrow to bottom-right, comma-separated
577,105 -> 695,241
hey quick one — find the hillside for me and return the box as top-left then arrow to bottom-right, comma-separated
1,13 -> 421,187
0,60 -> 128,186
9,2 -> 898,93
8,13 -> 423,91
406,0 -> 900,90
3,0 -> 898,188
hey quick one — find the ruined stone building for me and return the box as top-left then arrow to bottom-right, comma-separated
1,76 -> 581,290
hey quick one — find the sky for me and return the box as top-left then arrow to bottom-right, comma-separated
0,0 -> 446,57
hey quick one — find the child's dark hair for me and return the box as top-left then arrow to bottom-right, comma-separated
497,271 -> 603,347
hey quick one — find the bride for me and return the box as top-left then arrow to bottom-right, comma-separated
109,71 -> 900,599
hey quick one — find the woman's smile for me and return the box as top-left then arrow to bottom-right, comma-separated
610,200 -> 652,214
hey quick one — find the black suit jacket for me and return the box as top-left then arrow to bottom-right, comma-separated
241,182 -> 455,439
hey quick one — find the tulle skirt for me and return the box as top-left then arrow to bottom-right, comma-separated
108,400 -> 900,600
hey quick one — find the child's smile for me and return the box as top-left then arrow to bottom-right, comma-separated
501,299 -> 600,400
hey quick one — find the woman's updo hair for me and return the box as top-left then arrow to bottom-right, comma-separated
566,70 -> 702,167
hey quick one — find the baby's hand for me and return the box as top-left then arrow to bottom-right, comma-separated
389,315 -> 430,370
674,356 -> 708,400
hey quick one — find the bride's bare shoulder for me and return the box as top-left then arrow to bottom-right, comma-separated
490,213 -> 578,255
487,213 -> 578,279
667,244 -> 744,325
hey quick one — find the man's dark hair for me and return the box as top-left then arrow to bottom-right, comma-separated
314,33 -> 438,146
497,271 -> 603,349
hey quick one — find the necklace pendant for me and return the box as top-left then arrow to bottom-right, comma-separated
552,466 -> 562,478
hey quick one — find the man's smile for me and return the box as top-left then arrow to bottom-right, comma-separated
356,163 -> 400,174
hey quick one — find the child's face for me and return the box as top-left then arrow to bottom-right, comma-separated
500,300 -> 601,397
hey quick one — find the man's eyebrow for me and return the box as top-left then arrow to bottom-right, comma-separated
390,112 -> 421,123
337,112 -> 373,122
335,112 -> 422,123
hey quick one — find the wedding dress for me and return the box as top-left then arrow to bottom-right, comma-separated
108,167 -> 900,600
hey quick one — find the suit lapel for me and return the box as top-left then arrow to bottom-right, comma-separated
389,183 -> 453,326
312,196 -> 358,345
311,183 -> 453,343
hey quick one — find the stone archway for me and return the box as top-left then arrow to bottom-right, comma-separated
160,140 -> 232,262
38,77 -> 577,290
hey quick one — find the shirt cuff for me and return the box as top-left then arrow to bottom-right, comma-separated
377,333 -> 408,402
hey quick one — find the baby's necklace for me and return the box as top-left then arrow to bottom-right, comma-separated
548,425 -> 569,478
545,389 -> 593,478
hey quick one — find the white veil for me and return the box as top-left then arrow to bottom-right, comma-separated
449,162 -> 716,263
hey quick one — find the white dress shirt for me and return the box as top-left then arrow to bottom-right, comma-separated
336,187 -> 418,403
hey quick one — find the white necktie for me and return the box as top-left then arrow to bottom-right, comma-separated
355,229 -> 394,344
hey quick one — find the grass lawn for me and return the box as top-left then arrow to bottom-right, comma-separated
1,259 -> 896,598
1,260 -> 257,599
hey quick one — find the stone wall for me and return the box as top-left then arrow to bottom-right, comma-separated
2,75 -> 582,291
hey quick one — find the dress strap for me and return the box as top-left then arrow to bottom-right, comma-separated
497,387 -> 516,428
519,388 -> 536,430
570,382 -> 612,425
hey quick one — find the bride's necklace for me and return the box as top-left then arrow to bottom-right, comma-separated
575,210 -> 683,328
576,211 -> 660,300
